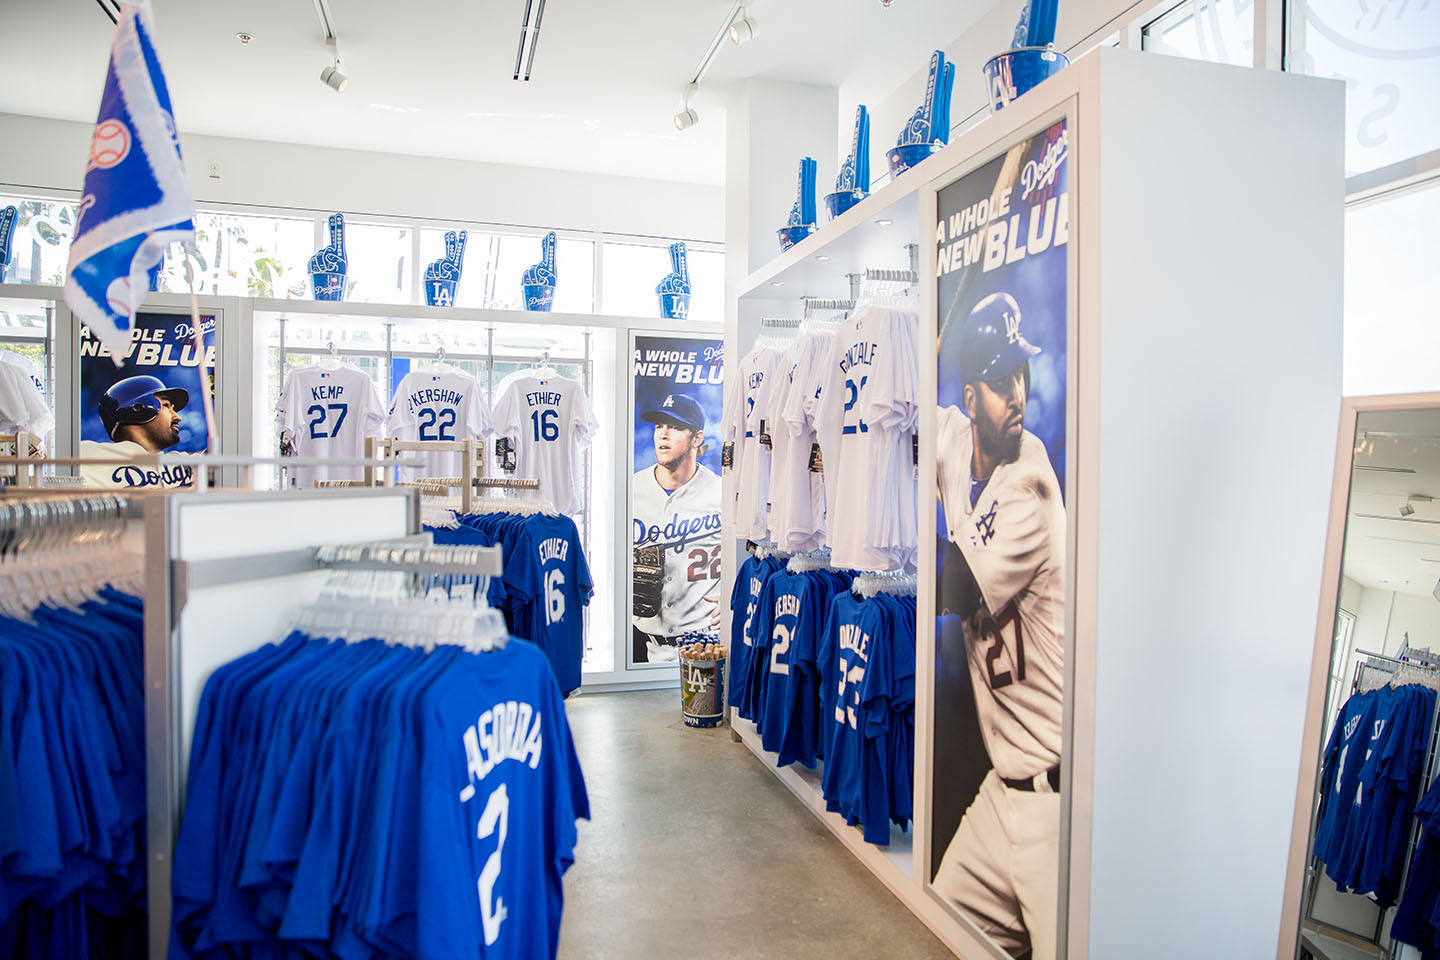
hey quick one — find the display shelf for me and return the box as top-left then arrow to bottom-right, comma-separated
250,297 -> 720,332
730,717 -> 987,958
1298,926 -> 1384,960
735,149 -> 955,302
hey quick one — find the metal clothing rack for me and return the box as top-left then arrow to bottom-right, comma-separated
802,297 -> 854,318
1302,645 -> 1440,959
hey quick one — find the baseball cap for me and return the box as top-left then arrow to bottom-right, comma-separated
641,393 -> 705,433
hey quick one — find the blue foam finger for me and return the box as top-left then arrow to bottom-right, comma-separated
656,242 -> 691,319
308,212 -> 347,301
0,206 -> 15,283
522,231 -> 558,311
424,228 -> 467,306
1026,0 -> 1060,48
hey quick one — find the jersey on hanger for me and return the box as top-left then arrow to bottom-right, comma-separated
387,363 -> 492,482
491,374 -> 598,515
276,364 -> 386,488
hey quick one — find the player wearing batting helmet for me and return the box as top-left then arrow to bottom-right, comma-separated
80,375 -> 196,488
632,392 -> 723,663
933,292 -> 1067,959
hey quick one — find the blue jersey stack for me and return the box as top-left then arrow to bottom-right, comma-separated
430,512 -> 594,695
0,588 -> 147,959
1393,779 -> 1440,956
1315,682 -> 1436,907
728,554 -> 917,848
171,631 -> 588,960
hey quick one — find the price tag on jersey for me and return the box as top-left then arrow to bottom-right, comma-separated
809,442 -> 823,473
758,420 -> 772,450
913,432 -> 919,480
721,441 -> 735,469
495,438 -> 517,473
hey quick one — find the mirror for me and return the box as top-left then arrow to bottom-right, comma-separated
1299,405 -> 1440,960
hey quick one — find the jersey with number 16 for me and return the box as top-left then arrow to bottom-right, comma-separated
491,374 -> 599,515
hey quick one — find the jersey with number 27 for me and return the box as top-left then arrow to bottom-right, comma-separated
492,375 -> 598,515
276,364 -> 386,488
387,365 -> 492,481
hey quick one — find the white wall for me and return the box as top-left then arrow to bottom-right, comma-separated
0,112 -> 724,242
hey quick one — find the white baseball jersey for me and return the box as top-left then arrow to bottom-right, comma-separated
770,330 -> 833,552
813,305 -> 919,571
722,343 -> 786,542
0,359 -> 53,437
276,364 -> 386,488
632,462 -> 723,638
935,404 -> 1065,780
78,439 -> 195,488
491,374 -> 598,515
386,363 -> 492,482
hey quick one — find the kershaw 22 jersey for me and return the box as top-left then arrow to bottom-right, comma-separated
277,363 -> 386,488
387,363 -> 493,481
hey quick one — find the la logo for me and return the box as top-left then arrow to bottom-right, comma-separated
1004,310 -> 1021,344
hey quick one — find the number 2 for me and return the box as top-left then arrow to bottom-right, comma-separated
686,544 -> 721,582
418,406 -> 456,441
476,782 -> 510,946
305,402 -> 348,439
842,376 -> 869,435
770,622 -> 792,676
981,604 -> 1026,690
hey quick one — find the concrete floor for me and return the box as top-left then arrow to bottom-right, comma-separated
558,689 -> 954,960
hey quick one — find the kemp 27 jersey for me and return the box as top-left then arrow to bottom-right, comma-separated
277,363 -> 386,488
936,405 -> 1065,781
492,374 -> 598,515
387,363 -> 492,481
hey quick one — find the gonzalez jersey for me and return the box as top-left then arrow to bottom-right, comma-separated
387,363 -> 492,482
632,463 -> 723,637
277,364 -> 385,488
936,405 -> 1065,781
492,374 -> 598,515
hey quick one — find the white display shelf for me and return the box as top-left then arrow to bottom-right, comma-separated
735,149 -> 956,302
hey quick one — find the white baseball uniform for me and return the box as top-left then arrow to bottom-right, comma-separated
386,363 -> 492,482
78,439 -> 196,488
771,329 -> 834,552
723,343 -> 786,542
812,304 -> 919,571
632,462 -> 723,660
491,373 -> 598,515
932,403 -> 1066,959
276,363 -> 386,488
0,359 -> 53,437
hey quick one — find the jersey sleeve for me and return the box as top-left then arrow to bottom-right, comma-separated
0,364 -> 54,435
465,376 -> 493,439
570,383 -> 599,449
276,370 -> 303,435
491,383 -> 522,443
360,374 -> 387,439
385,375 -> 413,434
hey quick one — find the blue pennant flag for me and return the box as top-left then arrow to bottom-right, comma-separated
64,0 -> 195,366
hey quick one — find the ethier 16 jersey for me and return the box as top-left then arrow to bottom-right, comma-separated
491,375 -> 598,515
277,364 -> 386,488
387,364 -> 493,481
936,405 -> 1065,781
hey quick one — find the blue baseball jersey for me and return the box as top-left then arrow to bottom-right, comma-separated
819,591 -> 875,824
728,555 -> 783,712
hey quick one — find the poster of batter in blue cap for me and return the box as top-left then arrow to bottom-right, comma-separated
630,333 -> 724,667
78,309 -> 214,488
929,118 -> 1070,959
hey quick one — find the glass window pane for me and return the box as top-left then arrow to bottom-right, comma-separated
1142,0 -> 1254,66
171,211 -> 315,298
419,230 -> 593,313
1289,0 -> 1440,175
343,222 -> 413,304
1342,179 -> 1440,395
0,195 -> 77,287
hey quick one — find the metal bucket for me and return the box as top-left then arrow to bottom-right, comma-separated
983,46 -> 1069,113
680,653 -> 726,728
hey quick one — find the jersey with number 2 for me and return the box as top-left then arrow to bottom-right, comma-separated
277,364 -> 386,488
387,365 -> 492,481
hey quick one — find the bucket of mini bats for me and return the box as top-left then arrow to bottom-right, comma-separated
983,46 -> 1069,113
679,640 -> 726,728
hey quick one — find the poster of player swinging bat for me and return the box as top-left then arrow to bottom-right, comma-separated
629,333 -> 725,667
930,117 -> 1070,959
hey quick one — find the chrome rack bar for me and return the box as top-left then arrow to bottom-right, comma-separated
864,267 -> 919,283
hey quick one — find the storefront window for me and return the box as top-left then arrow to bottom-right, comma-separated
343,222 -> 414,305
168,211 -> 315,298
1288,0 -> 1440,175
0,195 -> 77,287
601,241 -> 722,324
418,229 -> 594,313
1142,0 -> 1255,66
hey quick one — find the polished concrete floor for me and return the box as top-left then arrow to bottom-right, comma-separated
557,689 -> 953,960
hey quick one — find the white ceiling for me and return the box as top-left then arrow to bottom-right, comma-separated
0,0 -> 994,187
1344,408 -> 1440,597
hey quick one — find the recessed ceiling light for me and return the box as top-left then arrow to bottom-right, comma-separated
875,218 -> 893,226
816,255 -> 830,261
235,32 -> 253,45
770,281 -> 784,287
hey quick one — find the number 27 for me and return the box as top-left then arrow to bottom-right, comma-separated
981,604 -> 1026,690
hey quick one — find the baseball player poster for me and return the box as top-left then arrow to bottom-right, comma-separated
930,118 -> 1071,960
78,309 -> 215,488
629,333 -> 725,667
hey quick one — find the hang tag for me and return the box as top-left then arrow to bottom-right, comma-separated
758,419 -> 772,450
809,443 -> 823,473
496,438 -> 517,473
722,442 -> 735,469
912,433 -> 920,480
